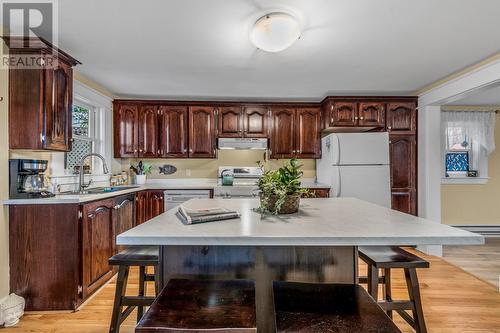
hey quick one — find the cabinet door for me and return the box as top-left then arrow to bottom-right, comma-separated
330,102 -> 357,127
135,191 -> 148,225
389,135 -> 416,189
159,106 -> 188,157
112,195 -> 135,253
304,188 -> 330,198
148,191 -> 165,220
188,106 -> 216,158
391,189 -> 416,215
387,102 -> 416,134
270,108 -> 295,159
242,106 -> 268,138
43,60 -> 73,151
114,104 -> 138,158
218,106 -> 242,138
138,105 -> 159,157
81,199 -> 114,298
295,108 -> 321,158
358,102 -> 385,127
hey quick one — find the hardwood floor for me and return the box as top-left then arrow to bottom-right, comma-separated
4,249 -> 500,333
444,237 -> 500,288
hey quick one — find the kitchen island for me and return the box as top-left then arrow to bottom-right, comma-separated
117,197 -> 483,332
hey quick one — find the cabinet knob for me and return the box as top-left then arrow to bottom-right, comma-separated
354,116 -> 359,120
183,148 -> 187,153
189,149 -> 193,153
388,126 -> 392,130
359,117 -> 364,120
330,118 -> 334,123
330,105 -> 333,111
134,149 -> 138,153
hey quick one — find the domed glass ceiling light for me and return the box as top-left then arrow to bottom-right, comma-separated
250,12 -> 301,52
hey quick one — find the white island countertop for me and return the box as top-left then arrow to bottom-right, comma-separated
117,198 -> 484,246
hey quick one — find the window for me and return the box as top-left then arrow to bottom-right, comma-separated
441,110 -> 496,183
65,102 -> 97,173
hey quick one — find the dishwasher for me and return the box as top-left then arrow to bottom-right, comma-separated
163,189 -> 212,211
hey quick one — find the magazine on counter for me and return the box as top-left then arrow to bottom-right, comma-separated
176,205 -> 240,225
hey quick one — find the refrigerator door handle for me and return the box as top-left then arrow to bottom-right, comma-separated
337,167 -> 341,197
331,166 -> 341,197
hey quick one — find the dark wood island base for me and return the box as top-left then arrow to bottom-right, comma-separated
158,245 -> 357,332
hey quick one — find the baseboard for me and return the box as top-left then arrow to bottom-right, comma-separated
453,225 -> 500,236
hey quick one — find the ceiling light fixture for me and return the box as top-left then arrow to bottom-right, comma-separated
250,12 -> 301,53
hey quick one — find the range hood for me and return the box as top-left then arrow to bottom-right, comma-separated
218,138 -> 268,150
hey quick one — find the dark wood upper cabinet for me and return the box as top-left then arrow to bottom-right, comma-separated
114,103 -> 139,158
159,106 -> 188,158
188,106 -> 216,158
295,108 -> 321,158
387,102 -> 416,134
43,60 -> 73,150
138,105 -> 159,157
329,102 -> 358,127
219,106 -> 243,138
358,102 -> 385,127
270,107 -> 295,159
81,199 -> 114,299
390,134 -> 416,189
242,106 -> 268,138
6,37 -> 80,151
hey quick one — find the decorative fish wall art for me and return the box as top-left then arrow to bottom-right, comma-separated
158,164 -> 177,175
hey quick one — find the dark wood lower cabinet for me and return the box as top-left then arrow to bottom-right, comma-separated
391,189 -> 416,216
9,194 -> 136,311
81,199 -> 115,299
136,190 -> 165,224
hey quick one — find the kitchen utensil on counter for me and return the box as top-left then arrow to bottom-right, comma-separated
221,169 -> 234,186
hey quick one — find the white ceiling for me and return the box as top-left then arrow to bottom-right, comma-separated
447,84 -> 500,106
54,0 -> 500,100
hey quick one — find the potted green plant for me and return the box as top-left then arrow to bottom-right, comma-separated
130,161 -> 152,185
257,158 -> 308,214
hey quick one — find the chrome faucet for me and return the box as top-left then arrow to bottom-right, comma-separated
79,153 -> 109,194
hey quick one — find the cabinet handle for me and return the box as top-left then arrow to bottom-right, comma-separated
354,116 -> 359,120
388,126 -> 392,130
330,105 -> 333,111
330,118 -> 334,123
183,148 -> 187,153
134,149 -> 138,153
189,149 -> 193,153
157,149 -> 161,154
359,117 -> 364,120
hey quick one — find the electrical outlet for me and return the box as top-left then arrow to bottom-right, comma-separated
186,169 -> 191,177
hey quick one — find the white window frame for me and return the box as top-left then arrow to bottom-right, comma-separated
441,113 -> 491,185
50,80 -> 113,176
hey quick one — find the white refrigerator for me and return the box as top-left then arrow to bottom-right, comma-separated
316,132 -> 391,207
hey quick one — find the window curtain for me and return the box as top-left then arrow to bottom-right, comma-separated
441,111 -> 496,155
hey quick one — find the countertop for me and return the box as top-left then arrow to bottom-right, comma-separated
2,178 -> 330,205
117,198 -> 484,247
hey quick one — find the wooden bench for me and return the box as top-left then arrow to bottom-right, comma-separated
273,281 -> 401,333
359,246 -> 429,333
136,279 -> 257,333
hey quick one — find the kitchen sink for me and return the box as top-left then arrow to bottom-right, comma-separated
59,186 -> 140,195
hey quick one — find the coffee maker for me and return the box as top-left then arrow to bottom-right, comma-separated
9,159 -> 55,199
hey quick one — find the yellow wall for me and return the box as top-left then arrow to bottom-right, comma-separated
441,113 -> 500,225
125,150 -> 316,179
0,30 -> 10,298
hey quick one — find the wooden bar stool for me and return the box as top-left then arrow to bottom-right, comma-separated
108,246 -> 159,333
358,246 -> 429,333
136,279 -> 257,333
273,281 -> 402,332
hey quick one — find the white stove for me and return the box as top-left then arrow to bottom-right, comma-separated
214,166 -> 262,198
